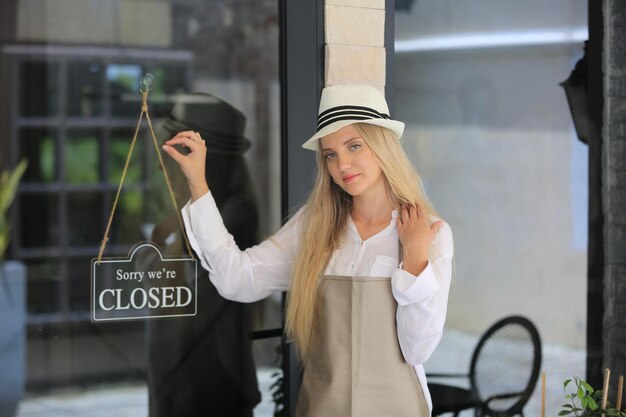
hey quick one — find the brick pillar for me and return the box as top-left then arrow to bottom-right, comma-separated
324,0 -> 386,91
602,0 -> 626,395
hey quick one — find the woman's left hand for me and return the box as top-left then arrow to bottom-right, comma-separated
396,203 -> 444,276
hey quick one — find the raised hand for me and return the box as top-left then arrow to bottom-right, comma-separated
396,203 -> 444,276
162,130 -> 209,201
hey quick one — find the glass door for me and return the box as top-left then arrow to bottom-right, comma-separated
2,1 -> 285,416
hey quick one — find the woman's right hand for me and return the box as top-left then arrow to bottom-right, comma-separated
162,130 -> 209,201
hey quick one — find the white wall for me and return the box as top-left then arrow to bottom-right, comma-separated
395,0 -> 588,348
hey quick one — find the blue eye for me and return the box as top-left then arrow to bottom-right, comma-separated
324,152 -> 336,160
349,143 -> 362,151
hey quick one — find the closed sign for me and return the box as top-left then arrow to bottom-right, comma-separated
91,243 -> 197,322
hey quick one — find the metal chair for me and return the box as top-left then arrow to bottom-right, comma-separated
428,315 -> 542,417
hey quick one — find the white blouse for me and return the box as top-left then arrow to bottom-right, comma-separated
181,191 -> 454,412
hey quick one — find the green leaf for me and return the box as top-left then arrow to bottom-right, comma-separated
0,159 -> 27,261
588,397 -> 598,410
582,397 -> 589,408
565,379 -> 573,389
0,160 -> 27,213
578,387 -> 584,399
0,232 -> 7,260
563,404 -> 574,408
581,381 -> 594,394
559,411 -> 573,416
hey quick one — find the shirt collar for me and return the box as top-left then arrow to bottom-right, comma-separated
347,209 -> 399,242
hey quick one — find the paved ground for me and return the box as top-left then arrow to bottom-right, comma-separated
15,329 -> 585,417
15,367 -> 277,417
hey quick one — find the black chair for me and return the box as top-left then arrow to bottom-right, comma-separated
428,315 -> 542,417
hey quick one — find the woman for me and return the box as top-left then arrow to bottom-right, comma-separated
162,84 -> 454,417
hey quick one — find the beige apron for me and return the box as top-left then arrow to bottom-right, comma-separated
296,272 -> 430,417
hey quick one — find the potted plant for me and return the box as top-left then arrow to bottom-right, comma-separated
559,376 -> 626,417
0,160 -> 27,417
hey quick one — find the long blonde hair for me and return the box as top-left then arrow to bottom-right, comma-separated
285,123 -> 437,361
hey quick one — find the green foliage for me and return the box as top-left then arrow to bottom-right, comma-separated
65,136 -> 99,183
39,136 -> 55,182
109,138 -> 142,184
560,377 -> 626,417
150,68 -> 168,101
0,160 -> 27,261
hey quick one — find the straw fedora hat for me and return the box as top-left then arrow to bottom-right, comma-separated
301,84 -> 405,151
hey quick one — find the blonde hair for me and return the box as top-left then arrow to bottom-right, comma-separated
285,123 -> 438,361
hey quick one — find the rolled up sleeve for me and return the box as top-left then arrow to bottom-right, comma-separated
393,221 -> 454,366
181,191 -> 302,302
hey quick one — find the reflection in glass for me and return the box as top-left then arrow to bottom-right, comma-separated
19,193 -> 59,248
25,259 -> 61,314
67,192 -> 102,246
67,257 -> 91,312
19,60 -> 59,117
67,62 -> 104,117
250,294 -> 283,331
5,0 -> 281,413
144,65 -> 188,116
107,63 -> 143,118
113,190 -> 146,245
147,93 -> 261,416
65,130 -> 101,184
19,128 -> 56,183
109,130 -> 144,184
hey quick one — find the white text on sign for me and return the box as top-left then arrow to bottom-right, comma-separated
99,287 -> 192,311
115,268 -> 177,283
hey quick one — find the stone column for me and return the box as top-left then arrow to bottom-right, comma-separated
602,0 -> 626,395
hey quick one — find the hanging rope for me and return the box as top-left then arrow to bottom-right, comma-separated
97,77 -> 195,263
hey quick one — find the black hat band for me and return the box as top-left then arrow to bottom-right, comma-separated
316,105 -> 390,132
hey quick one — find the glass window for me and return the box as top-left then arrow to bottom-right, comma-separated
113,190 -> 147,245
25,258 -> 62,315
106,63 -> 144,118
19,128 -> 57,183
65,129 -> 101,184
19,193 -> 59,248
395,1 -> 587,415
3,1 -> 282,415
19,60 -> 59,117
66,62 -> 104,118
68,257 -> 92,312
109,129 -> 145,184
66,192 -> 103,246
